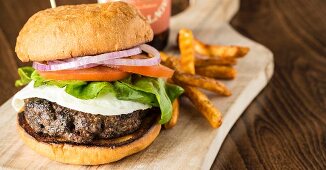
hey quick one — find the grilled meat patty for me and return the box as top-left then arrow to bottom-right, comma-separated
23,98 -> 152,144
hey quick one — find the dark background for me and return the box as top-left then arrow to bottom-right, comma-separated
0,0 -> 325,169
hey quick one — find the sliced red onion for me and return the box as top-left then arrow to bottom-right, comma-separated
33,44 -> 161,71
101,44 -> 160,66
33,47 -> 142,71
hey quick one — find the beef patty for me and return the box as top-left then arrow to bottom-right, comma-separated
23,98 -> 153,144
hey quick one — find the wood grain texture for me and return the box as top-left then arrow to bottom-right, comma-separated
0,0 -> 324,169
213,0 -> 326,169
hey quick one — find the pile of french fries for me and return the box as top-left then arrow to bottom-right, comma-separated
162,28 -> 250,129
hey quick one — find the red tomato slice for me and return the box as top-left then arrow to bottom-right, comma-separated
115,65 -> 174,78
38,66 -> 130,81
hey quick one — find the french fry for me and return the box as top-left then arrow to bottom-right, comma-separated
208,45 -> 249,58
160,51 -> 169,61
161,28 -> 252,129
196,65 -> 237,80
173,72 -> 231,96
164,99 -> 180,129
178,29 -> 195,74
161,52 -> 232,95
182,85 -> 222,128
193,39 -> 210,56
161,52 -> 235,70
161,52 -> 223,127
195,57 -> 236,67
160,52 -> 180,71
194,39 -> 249,58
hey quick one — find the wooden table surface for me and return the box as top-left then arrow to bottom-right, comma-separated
0,0 -> 325,169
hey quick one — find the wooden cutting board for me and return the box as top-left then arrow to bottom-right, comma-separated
0,0 -> 274,169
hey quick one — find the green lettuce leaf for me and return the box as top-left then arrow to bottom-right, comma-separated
120,77 -> 173,123
165,83 -> 185,102
65,82 -> 116,100
31,71 -> 107,99
15,67 -> 184,124
15,67 -> 34,87
114,81 -> 158,106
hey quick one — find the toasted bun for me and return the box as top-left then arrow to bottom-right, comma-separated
15,2 -> 153,62
17,112 -> 161,165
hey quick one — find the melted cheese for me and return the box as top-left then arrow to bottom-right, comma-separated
12,81 -> 151,115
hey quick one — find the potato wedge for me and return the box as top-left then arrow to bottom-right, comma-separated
194,39 -> 249,58
195,57 -> 236,67
164,99 -> 180,129
160,52 -> 181,71
173,73 -> 231,96
208,45 -> 249,58
161,52 -> 235,69
178,29 -> 195,74
193,39 -> 210,56
182,85 -> 222,128
196,65 -> 237,79
160,51 -> 169,61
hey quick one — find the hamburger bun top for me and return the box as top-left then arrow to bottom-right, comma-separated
15,2 -> 153,62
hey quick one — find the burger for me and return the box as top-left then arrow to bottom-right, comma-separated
12,2 -> 183,165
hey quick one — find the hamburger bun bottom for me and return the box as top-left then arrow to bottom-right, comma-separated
17,111 -> 161,165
